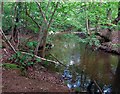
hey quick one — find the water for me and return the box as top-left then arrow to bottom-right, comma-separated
47,34 -> 119,92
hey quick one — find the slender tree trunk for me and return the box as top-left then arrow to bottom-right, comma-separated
41,2 -> 59,58
1,2 -> 3,14
35,1 -> 59,58
86,18 -> 90,35
11,2 -> 21,50
34,2 -> 48,56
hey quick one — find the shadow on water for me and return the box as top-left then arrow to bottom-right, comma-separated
112,57 -> 120,93
46,34 -> 119,93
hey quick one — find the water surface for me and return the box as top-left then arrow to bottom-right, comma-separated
47,34 -> 119,90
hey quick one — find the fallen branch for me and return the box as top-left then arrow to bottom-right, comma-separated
93,80 -> 103,93
0,29 -> 17,53
49,53 -> 66,67
0,29 -> 65,67
21,51 -> 61,66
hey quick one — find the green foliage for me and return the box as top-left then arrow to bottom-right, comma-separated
9,51 -> 41,70
85,34 -> 100,46
3,2 -> 119,34
2,63 -> 19,69
2,2 -> 119,53
78,34 -> 100,47
26,41 -> 38,49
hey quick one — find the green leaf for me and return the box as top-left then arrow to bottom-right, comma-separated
36,58 -> 41,62
2,63 -> 19,69
17,51 -> 21,57
27,62 -> 34,66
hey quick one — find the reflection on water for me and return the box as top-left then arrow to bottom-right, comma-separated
48,34 -> 119,92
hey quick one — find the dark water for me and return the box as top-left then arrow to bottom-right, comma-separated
47,34 -> 119,92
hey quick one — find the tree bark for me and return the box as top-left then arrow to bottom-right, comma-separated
35,1 -> 59,58
11,2 -> 21,50
41,2 -> 59,58
1,2 -> 3,14
0,29 -> 17,53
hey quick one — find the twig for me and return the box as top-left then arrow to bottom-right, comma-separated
93,80 -> 103,93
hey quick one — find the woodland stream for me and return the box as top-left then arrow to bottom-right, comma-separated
46,34 -> 119,93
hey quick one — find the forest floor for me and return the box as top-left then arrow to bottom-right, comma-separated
2,68 -> 69,93
1,49 -> 70,93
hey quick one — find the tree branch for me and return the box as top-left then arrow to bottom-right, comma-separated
25,4 -> 41,28
48,2 -> 59,29
35,1 -> 48,26
1,29 -> 65,67
41,2 -> 59,57
21,51 -> 65,66
49,53 -> 66,67
0,29 -> 17,53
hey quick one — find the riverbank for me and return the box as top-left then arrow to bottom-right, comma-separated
98,31 -> 120,55
1,48 -> 69,93
2,67 -> 69,93
49,30 -> 120,55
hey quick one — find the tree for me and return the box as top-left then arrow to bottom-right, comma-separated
11,2 -> 21,50
25,1 -> 59,58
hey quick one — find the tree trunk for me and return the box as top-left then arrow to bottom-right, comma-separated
1,2 -> 3,14
41,2 -> 59,58
11,2 -> 21,50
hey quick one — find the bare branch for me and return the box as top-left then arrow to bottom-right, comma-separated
1,29 -> 65,67
49,53 -> 66,67
48,2 -> 59,29
25,4 -> 41,28
93,80 -> 103,93
0,29 -> 17,53
45,0 -> 51,15
35,2 -> 48,26
21,51 -> 66,67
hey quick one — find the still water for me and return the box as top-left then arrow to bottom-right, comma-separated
47,34 -> 119,92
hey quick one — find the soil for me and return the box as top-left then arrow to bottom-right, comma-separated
2,68 -> 69,93
1,49 -> 70,93
98,31 -> 120,55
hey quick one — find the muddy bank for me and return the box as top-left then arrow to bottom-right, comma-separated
75,30 -> 120,55
52,30 -> 120,55
98,31 -> 120,55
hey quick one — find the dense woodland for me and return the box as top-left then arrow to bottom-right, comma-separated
1,1 -> 120,93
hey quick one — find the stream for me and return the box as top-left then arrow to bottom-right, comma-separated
47,34 -> 119,93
